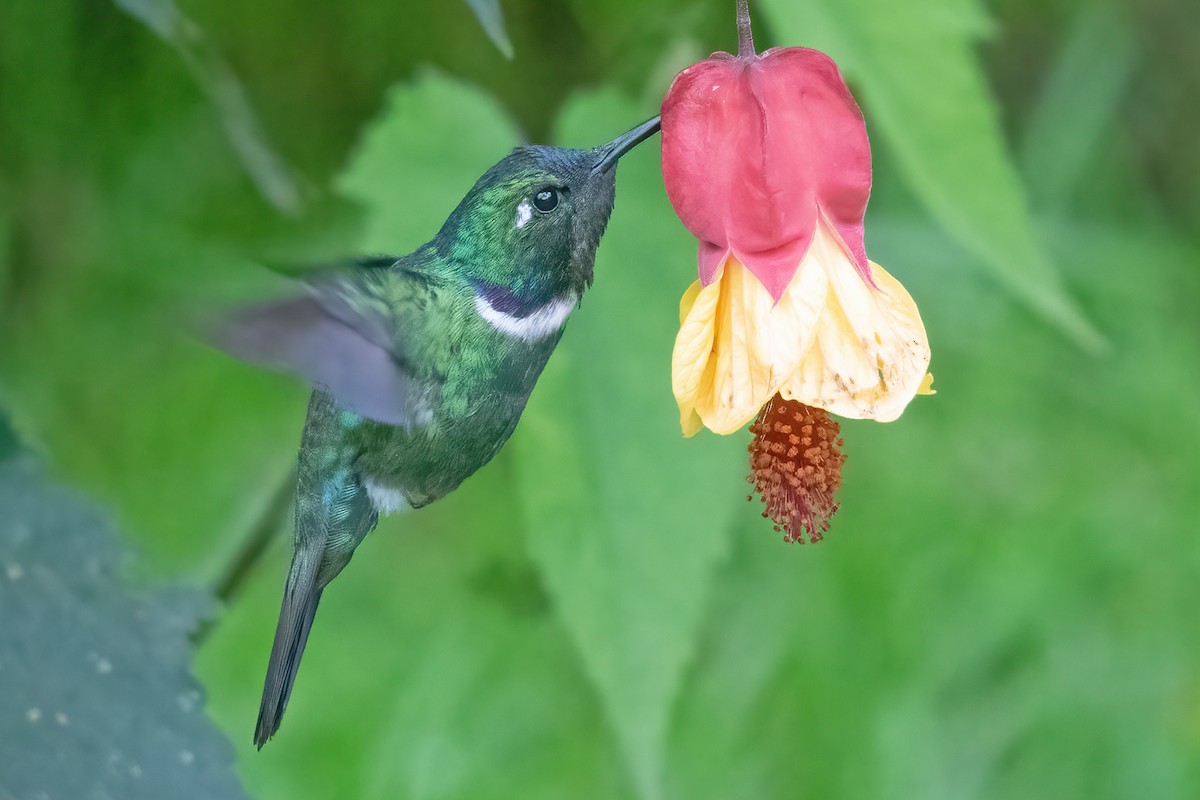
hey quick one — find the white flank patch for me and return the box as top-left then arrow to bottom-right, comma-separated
474,293 -> 576,343
404,382 -> 437,432
363,476 -> 409,515
515,201 -> 533,229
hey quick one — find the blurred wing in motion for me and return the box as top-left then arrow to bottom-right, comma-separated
214,281 -> 411,426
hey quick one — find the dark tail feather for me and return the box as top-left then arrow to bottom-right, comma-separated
254,559 -> 323,748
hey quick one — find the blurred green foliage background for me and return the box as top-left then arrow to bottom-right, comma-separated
2,0 -> 1199,797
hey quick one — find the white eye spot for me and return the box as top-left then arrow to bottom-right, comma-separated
515,201 -> 533,229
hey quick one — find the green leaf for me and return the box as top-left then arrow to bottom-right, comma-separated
1018,2 -> 1136,211
337,71 -> 522,254
758,0 -> 1105,351
508,90 -> 745,800
111,0 -> 302,213
0,458 -> 247,800
464,0 -> 515,60
355,557 -> 630,800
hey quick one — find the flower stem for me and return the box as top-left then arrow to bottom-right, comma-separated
737,0 -> 756,57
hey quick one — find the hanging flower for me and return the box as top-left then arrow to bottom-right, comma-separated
661,0 -> 933,542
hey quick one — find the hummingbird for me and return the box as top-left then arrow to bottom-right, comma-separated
218,116 -> 661,747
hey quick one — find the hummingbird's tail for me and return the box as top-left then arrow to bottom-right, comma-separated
254,551 -> 323,748
253,391 -> 381,747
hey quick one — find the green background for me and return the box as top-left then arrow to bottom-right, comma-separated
2,0 -> 1199,797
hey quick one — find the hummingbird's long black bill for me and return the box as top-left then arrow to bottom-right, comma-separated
591,115 -> 662,175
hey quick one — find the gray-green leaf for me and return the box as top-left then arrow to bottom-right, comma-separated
0,458 -> 247,800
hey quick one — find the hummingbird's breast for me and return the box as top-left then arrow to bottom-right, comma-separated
352,295 -> 568,510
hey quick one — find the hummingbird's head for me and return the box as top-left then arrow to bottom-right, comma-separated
439,117 -> 660,304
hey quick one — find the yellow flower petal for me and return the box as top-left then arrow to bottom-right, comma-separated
672,255 -> 825,435
779,224 -> 930,421
678,279 -> 703,325
672,220 -> 932,435
672,278 -> 720,436
917,373 -> 936,395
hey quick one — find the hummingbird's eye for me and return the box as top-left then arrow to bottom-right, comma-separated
533,187 -> 559,213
